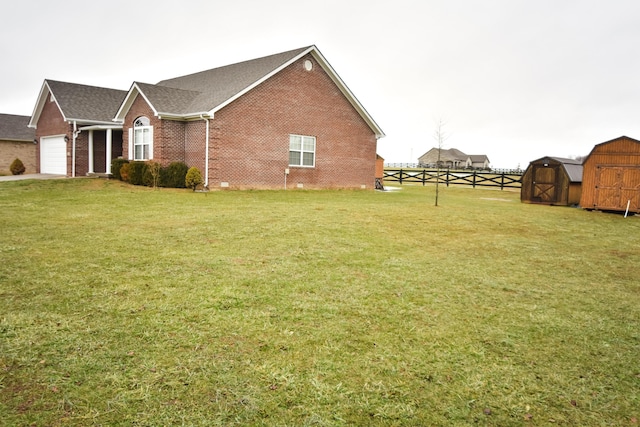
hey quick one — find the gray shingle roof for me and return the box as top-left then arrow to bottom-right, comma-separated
47,80 -> 127,123
134,83 -> 201,115
153,46 -> 311,114
563,164 -> 583,182
0,113 -> 35,141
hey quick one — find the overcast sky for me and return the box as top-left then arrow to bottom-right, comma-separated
2,0 -> 640,168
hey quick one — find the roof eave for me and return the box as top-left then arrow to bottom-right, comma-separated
309,47 -> 385,138
156,111 -> 213,121
0,138 -> 33,143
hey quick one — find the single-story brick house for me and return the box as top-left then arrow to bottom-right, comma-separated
29,45 -> 385,189
0,113 -> 36,174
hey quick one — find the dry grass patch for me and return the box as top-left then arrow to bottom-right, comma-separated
0,179 -> 639,425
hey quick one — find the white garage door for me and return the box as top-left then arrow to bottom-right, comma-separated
40,136 -> 67,175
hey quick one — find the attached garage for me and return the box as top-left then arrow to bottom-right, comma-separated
521,157 -> 583,206
40,136 -> 67,174
580,136 -> 640,213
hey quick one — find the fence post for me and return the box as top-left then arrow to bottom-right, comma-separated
422,169 -> 426,186
446,169 -> 450,187
399,169 -> 403,185
473,170 -> 476,188
500,172 -> 505,190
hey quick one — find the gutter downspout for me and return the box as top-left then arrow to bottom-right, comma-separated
200,114 -> 210,187
72,121 -> 77,177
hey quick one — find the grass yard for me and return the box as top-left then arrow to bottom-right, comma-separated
0,179 -> 639,426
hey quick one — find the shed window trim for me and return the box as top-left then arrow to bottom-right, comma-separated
289,134 -> 315,167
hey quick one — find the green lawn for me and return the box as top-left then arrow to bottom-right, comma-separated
1,179 -> 638,426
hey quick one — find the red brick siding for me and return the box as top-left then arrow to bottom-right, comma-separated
185,120 -> 207,172
158,120 -> 185,166
208,54 -> 378,189
35,93 -> 73,174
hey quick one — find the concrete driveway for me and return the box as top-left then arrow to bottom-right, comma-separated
0,174 -> 67,182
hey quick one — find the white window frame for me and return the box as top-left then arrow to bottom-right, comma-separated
289,134 -> 316,167
133,117 -> 153,161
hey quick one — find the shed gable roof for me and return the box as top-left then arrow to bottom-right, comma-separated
583,135 -> 640,161
29,80 -> 127,128
527,156 -> 583,182
0,113 -> 35,141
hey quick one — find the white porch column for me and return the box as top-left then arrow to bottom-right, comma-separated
106,129 -> 113,174
88,130 -> 94,174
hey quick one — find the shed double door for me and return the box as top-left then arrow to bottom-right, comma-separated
595,166 -> 640,212
531,165 -> 559,203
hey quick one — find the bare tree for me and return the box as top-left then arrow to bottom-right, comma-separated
433,119 -> 448,206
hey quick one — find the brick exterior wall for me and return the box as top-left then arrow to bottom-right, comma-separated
0,140 -> 37,174
120,54 -> 378,189
35,93 -> 72,174
208,54 -> 378,189
123,96 -> 178,166
185,120 -> 207,173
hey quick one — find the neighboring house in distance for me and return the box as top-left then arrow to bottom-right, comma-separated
465,155 -> 490,170
30,45 -> 385,189
0,113 -> 36,174
418,148 -> 490,169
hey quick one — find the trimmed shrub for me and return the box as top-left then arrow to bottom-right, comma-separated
164,162 -> 189,188
111,158 -> 129,181
127,161 -> 147,186
10,158 -> 26,175
185,167 -> 204,191
119,163 -> 130,183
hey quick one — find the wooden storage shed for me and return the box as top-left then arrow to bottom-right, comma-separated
521,157 -> 583,206
580,136 -> 640,213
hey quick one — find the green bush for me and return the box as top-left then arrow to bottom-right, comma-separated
111,158 -> 129,181
127,161 -> 147,186
115,160 -> 195,189
164,162 -> 189,188
185,167 -> 204,191
10,158 -> 26,175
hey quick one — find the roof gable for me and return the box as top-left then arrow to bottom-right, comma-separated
158,46 -> 311,114
526,156 -> 583,182
114,46 -> 385,137
583,135 -> 640,161
0,114 -> 35,141
29,80 -> 127,128
468,154 -> 490,162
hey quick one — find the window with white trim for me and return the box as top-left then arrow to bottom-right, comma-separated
289,134 -> 315,167
133,116 -> 153,160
